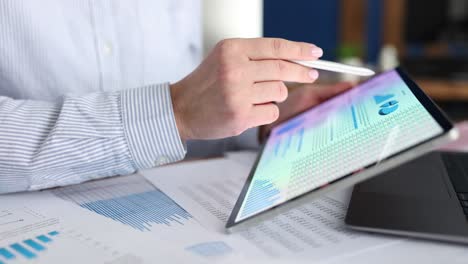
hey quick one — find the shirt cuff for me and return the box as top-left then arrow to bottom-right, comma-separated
120,83 -> 186,169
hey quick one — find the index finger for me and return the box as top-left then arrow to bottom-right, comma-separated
239,38 -> 323,60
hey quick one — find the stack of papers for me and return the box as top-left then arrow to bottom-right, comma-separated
0,191 -> 205,264
141,151 -> 468,263
1,151 -> 467,263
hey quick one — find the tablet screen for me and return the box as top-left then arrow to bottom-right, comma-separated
233,69 -> 448,223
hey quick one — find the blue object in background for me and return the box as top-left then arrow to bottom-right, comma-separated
366,0 -> 383,64
264,0 -> 384,63
264,0 -> 340,60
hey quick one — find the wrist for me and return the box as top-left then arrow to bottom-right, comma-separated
170,82 -> 189,142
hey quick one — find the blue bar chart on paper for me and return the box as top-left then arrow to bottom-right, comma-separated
0,203 -> 145,263
52,175 -> 194,232
185,241 -> 233,257
0,231 -> 58,263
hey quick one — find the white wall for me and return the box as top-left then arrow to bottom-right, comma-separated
202,0 -> 263,55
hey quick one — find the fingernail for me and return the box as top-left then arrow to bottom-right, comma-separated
311,47 -> 323,57
309,70 -> 319,80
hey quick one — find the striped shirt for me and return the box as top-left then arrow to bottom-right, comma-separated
0,1 -> 258,194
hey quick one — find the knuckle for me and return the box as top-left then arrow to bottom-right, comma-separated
215,39 -> 239,57
299,43 -> 309,57
220,87 -> 236,105
223,94 -> 241,115
274,60 -> 287,76
225,109 -> 248,135
270,105 -> 280,121
224,106 -> 238,122
225,107 -> 238,121
277,82 -> 288,102
216,41 -> 244,84
218,65 -> 242,83
271,38 -> 286,56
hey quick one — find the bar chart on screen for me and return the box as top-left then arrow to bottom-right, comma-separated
239,179 -> 281,219
51,174 -> 201,233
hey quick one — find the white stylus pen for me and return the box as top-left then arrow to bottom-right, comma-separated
290,59 -> 375,76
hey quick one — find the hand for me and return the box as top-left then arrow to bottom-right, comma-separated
170,38 -> 323,141
259,82 -> 353,142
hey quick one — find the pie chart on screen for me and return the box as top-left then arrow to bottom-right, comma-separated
379,100 -> 399,115
374,94 -> 395,105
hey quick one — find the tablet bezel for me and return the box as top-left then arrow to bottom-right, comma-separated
226,67 -> 457,231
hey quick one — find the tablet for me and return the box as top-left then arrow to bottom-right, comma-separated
226,68 -> 458,231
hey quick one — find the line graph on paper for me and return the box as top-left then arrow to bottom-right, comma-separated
0,207 -> 47,232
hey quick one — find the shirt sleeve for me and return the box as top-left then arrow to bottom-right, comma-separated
0,83 -> 186,194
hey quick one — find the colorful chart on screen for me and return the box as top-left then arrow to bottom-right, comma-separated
235,69 -> 445,222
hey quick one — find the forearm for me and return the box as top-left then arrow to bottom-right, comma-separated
0,83 -> 185,193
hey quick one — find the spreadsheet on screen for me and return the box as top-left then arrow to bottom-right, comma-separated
236,70 -> 443,222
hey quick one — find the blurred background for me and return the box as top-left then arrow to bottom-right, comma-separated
203,0 -> 468,121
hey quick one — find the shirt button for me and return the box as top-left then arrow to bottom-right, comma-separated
103,42 -> 113,56
155,156 -> 169,166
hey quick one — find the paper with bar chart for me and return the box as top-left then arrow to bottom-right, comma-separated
0,230 -> 60,262
0,206 -> 65,263
236,70 -> 444,222
0,192 -> 203,264
49,174 -> 249,261
51,174 -> 203,235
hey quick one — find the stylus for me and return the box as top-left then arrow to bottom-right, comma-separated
290,59 -> 376,76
